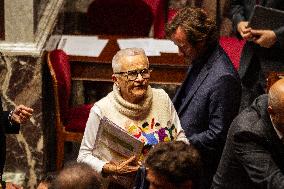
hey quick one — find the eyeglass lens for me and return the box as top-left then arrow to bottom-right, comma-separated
127,69 -> 151,81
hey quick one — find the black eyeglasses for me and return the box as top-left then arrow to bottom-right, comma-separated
115,68 -> 152,81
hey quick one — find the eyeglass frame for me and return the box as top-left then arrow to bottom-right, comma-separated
114,68 -> 152,81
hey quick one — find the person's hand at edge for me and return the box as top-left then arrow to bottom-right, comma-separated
11,105 -> 33,124
5,182 -> 23,189
237,21 -> 253,40
251,29 -> 277,48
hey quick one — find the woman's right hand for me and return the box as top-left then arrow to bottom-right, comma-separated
102,156 -> 139,175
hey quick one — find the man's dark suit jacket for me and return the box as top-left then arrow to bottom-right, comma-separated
230,0 -> 284,108
173,44 -> 241,187
212,94 -> 284,189
0,99 -> 19,179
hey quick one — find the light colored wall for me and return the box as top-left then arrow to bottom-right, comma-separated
5,0 -> 34,42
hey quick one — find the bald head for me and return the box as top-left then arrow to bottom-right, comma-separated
268,78 -> 284,111
268,78 -> 284,133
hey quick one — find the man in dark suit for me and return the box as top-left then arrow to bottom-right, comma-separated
0,101 -> 33,189
230,0 -> 284,110
166,7 -> 241,189
212,78 -> 284,189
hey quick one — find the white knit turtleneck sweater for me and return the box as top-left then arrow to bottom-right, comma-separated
77,85 -> 187,175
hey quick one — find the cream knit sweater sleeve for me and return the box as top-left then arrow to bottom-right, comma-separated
77,105 -> 107,175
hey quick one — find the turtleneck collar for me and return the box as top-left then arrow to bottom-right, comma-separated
110,84 -> 153,120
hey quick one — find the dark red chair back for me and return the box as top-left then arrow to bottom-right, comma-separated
87,0 -> 153,36
48,50 -> 71,124
144,0 -> 167,38
47,50 -> 93,170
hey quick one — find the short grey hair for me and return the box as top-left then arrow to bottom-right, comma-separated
112,48 -> 149,73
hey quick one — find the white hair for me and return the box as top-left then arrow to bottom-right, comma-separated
112,48 -> 149,73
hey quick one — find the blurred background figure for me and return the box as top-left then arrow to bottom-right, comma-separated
145,141 -> 201,189
36,172 -> 57,189
53,162 -> 101,189
230,0 -> 284,111
0,104 -> 33,189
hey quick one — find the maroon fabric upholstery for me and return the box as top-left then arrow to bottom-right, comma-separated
219,37 -> 245,70
49,50 -> 92,133
144,0 -> 167,38
49,50 -> 72,123
87,0 -> 153,36
65,104 -> 93,132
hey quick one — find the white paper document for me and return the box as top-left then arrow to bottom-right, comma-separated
152,39 -> 179,53
117,38 -> 178,56
93,117 -> 144,164
57,35 -> 108,57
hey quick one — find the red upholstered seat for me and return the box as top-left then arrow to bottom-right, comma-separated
48,50 -> 71,124
219,36 -> 245,70
146,6 -> 181,39
87,0 -> 153,36
65,104 -> 93,133
144,0 -> 167,38
168,8 -> 178,22
47,50 -> 93,169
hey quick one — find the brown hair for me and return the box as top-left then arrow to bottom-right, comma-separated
166,7 -> 218,47
145,141 -> 201,187
53,162 -> 101,189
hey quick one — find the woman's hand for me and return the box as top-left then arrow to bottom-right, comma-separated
102,156 -> 139,175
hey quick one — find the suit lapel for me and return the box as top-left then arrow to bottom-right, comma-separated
175,45 -> 220,115
173,65 -> 193,104
177,61 -> 211,115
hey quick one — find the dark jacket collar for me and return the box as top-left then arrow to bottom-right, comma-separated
175,44 -> 221,114
250,94 -> 283,144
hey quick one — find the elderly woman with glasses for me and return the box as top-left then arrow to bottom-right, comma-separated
77,48 -> 187,188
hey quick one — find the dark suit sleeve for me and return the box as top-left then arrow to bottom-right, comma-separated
2,111 -> 20,134
0,108 -> 20,178
189,75 -> 241,155
0,97 -> 20,134
274,26 -> 284,48
234,132 -> 284,188
0,98 -> 20,135
230,0 -> 246,37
